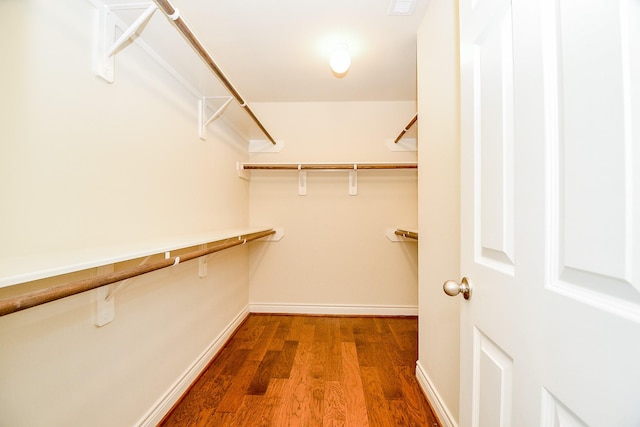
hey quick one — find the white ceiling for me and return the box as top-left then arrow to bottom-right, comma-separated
108,0 -> 429,104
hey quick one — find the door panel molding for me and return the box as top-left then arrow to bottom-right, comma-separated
472,2 -> 516,275
540,388 -> 588,427
472,327 -> 513,427
542,0 -> 640,322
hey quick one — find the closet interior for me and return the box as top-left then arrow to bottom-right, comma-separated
0,1 -> 422,426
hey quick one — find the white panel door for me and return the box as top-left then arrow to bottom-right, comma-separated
458,0 -> 640,426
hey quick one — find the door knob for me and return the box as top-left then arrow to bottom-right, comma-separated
443,277 -> 472,300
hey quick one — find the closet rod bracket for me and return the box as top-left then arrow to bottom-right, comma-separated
95,3 -> 158,83
298,166 -> 307,196
386,228 -> 419,242
386,138 -> 416,152
349,164 -> 358,196
95,265 -> 115,327
199,96 -> 233,140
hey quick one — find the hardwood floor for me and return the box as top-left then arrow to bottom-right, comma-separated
160,314 -> 440,427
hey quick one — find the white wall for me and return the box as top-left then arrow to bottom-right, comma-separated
0,1 -> 252,425
416,0 -> 462,425
248,101 -> 419,314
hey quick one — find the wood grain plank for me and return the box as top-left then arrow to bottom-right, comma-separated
366,336 -> 404,400
323,381 -> 347,427
306,376 -> 325,427
226,378 -> 286,427
201,411 -> 233,427
339,317 -> 355,342
221,349 -> 251,376
309,341 -> 327,380
247,349 -> 280,395
226,396 -> 265,426
268,316 -> 293,351
396,365 -> 440,426
247,318 -> 279,361
272,342 -> 312,427
359,366 -> 394,427
215,359 -> 261,412
313,317 -> 330,342
230,315 -> 268,350
272,340 -> 299,379
326,318 -> 343,382
352,318 -> 378,344
355,341 -> 377,367
387,400 -> 412,426
341,342 -> 369,427
286,315 -> 306,341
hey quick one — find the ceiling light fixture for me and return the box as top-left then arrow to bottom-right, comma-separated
330,43 -> 351,77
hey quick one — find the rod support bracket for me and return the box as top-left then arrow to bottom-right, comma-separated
349,165 -> 358,196
95,265 -> 115,327
94,3 -> 158,83
199,96 -> 233,140
298,165 -> 307,196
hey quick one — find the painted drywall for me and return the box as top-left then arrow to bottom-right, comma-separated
0,1 -> 253,426
416,0 -> 462,424
248,101 -> 419,314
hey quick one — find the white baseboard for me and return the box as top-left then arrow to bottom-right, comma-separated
249,303 -> 418,316
415,360 -> 458,427
134,305 -> 250,427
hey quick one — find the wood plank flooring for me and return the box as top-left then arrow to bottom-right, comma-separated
160,314 -> 440,427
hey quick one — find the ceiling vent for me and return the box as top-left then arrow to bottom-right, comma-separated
388,0 -> 417,15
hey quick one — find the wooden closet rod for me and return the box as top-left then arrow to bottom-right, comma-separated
241,163 -> 418,171
394,113 -> 418,143
395,229 -> 418,240
0,229 -> 275,317
153,0 -> 277,145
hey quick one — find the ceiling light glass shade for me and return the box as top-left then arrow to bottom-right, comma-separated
330,44 -> 351,74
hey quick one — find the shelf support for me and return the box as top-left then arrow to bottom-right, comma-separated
298,165 -> 307,196
199,96 -> 233,140
349,164 -> 358,196
198,244 -> 208,277
95,3 -> 158,83
96,265 -> 115,327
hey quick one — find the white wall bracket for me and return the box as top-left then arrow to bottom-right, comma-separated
198,244 -> 208,277
199,96 -> 233,140
106,256 -> 153,301
385,138 -> 417,152
236,162 -> 250,181
96,286 -> 115,327
95,264 -> 115,327
386,227 -> 419,242
298,166 -> 307,196
349,165 -> 358,196
263,227 -> 285,241
95,3 -> 158,83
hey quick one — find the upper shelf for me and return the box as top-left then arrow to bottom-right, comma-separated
0,227 -> 277,289
239,162 -> 418,171
237,162 -> 418,196
92,0 -> 276,143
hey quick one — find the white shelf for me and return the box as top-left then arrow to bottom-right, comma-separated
0,227 -> 274,289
